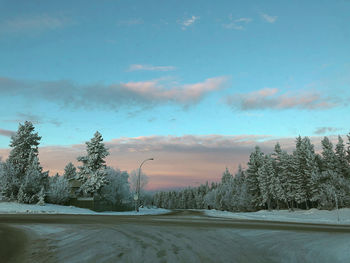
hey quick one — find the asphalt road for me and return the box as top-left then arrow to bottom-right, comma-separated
1,210 -> 350,263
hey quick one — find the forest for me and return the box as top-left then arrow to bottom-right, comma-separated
1,121 -> 350,213
0,121 -> 134,210
153,135 -> 350,212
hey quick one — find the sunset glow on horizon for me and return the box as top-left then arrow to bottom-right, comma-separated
0,0 -> 349,190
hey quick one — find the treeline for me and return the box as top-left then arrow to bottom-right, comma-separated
0,121 -> 134,209
154,134 -> 350,211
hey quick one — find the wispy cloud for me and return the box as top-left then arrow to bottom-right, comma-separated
0,128 -> 15,137
122,76 -> 227,104
128,64 -> 176,72
178,16 -> 200,30
117,18 -> 143,26
223,16 -> 252,30
314,127 -> 341,135
3,112 -> 62,127
0,14 -> 71,34
261,13 -> 278,23
0,76 -> 228,110
226,87 -> 339,111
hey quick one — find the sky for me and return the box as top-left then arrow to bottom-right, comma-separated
0,0 -> 349,190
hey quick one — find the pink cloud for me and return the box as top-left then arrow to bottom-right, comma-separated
0,76 -> 227,110
122,76 -> 228,104
227,88 -> 339,111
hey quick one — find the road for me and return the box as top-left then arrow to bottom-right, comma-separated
1,210 -> 350,263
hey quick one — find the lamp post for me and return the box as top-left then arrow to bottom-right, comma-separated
135,158 -> 154,212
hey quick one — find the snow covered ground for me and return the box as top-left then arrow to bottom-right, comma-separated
0,201 -> 170,215
205,208 -> 350,225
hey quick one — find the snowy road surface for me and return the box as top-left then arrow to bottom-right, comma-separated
1,210 -> 350,263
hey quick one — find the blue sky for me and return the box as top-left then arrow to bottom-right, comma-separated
0,0 -> 349,188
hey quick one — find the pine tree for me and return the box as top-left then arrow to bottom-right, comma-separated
17,151 -> 48,204
77,131 -> 109,196
258,155 -> 275,210
246,146 -> 264,210
293,137 -> 317,208
346,133 -> 350,163
221,167 -> 232,184
37,187 -> 46,206
335,136 -> 350,179
272,143 -> 289,209
63,162 -> 77,180
321,136 -> 337,172
6,121 -> 41,198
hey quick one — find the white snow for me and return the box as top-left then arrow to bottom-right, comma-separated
204,208 -> 350,225
0,201 -> 170,215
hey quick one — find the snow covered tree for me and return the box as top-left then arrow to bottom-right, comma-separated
258,155 -> 275,210
335,136 -> 350,179
272,143 -> 293,209
246,146 -> 264,210
5,121 -> 41,198
47,174 -> 70,204
321,136 -> 337,172
17,151 -> 48,204
230,165 -> 251,211
77,131 -> 109,196
100,167 -> 131,207
204,188 -> 218,209
293,137 -> 318,208
37,187 -> 46,206
346,132 -> 350,163
63,162 -> 77,180
0,160 -> 18,199
0,158 -> 5,195
221,168 -> 233,184
311,170 -> 350,209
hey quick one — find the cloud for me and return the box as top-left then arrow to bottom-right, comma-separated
0,14 -> 71,34
3,112 -> 62,127
314,127 -> 341,135
223,16 -> 252,30
226,88 -> 339,111
178,16 -> 200,30
0,76 -> 228,110
128,64 -> 176,72
261,13 -> 278,23
0,128 -> 15,137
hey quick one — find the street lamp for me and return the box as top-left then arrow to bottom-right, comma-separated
135,158 -> 154,212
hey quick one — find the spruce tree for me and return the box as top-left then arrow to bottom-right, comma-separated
6,121 -> 41,197
63,162 -> 77,180
77,131 -> 109,196
258,155 -> 275,210
246,146 -> 264,210
272,143 -> 289,209
17,151 -> 48,204
321,136 -> 337,172
221,167 -> 233,184
293,137 -> 317,208
335,136 -> 350,179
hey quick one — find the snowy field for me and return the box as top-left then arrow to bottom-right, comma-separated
205,208 -> 350,225
0,201 -> 170,215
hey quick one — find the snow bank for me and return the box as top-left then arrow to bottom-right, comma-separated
0,201 -> 170,215
204,208 -> 350,225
